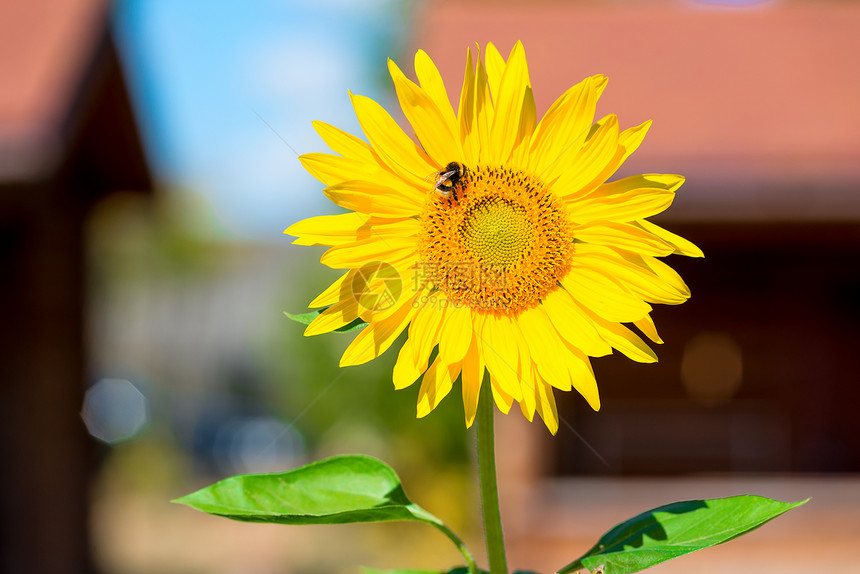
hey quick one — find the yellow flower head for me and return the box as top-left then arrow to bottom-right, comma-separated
286,42 -> 702,433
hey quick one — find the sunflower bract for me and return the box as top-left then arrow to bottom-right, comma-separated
286,42 -> 702,434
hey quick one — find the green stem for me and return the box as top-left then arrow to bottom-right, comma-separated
433,522 -> 479,574
477,378 -> 507,574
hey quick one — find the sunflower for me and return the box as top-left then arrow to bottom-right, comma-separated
286,42 -> 702,433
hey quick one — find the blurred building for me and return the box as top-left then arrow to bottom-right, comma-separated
0,1 -> 152,573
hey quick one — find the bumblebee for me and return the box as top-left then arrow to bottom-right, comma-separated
433,161 -> 466,200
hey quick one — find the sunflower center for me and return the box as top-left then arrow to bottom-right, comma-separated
418,165 -> 574,315
461,198 -> 533,267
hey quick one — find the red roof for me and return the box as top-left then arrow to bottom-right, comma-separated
0,0 -> 109,179
410,2 -> 860,221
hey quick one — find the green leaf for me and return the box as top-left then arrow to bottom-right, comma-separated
177,455 -> 479,571
174,454 -> 443,526
558,495 -> 807,574
285,309 -> 366,332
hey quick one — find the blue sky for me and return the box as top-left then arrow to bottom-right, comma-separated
113,0 -> 410,241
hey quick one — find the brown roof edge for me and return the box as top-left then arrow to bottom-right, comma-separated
0,0 -> 111,182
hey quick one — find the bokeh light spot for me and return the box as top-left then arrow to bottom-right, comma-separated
681,331 -> 744,405
82,378 -> 149,444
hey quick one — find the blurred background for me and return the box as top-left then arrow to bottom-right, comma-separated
1,0 -> 859,573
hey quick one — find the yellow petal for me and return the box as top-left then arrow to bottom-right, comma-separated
490,377 -> 515,414
534,377 -> 559,435
349,91 -> 436,185
287,213 -> 370,246
574,245 -> 690,304
388,59 -> 463,165
340,299 -> 419,366
639,253 -> 692,297
320,236 -> 415,269
291,236 -> 327,247
393,335 -> 423,390
364,218 -> 421,239
490,41 -> 532,164
516,307 -> 571,391
562,265 -> 652,323
474,48 -> 495,164
461,336 -> 484,427
439,305 -> 473,365
416,355 -> 460,418
289,213 -> 418,247
315,260 -> 412,325
304,298 -> 360,336
567,174 -> 683,222
479,313 -> 523,401
312,120 -> 375,163
509,85 -> 536,169
540,289 -> 613,357
637,220 -> 704,258
617,120 -> 652,166
299,153 -> 413,193
309,271 -> 351,308
558,341 -> 600,411
414,50 -> 459,136
457,47 -> 478,164
634,313 -> 663,344
563,120 -> 654,201
511,323 -> 537,402
410,297 -> 444,364
530,75 -> 607,175
484,42 -> 505,103
549,115 -> 620,196
578,303 -> 658,363
518,365 -> 537,423
323,180 -> 422,218
573,221 -> 675,256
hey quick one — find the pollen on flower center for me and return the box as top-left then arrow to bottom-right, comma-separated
418,165 -> 574,315
461,198 -> 533,267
